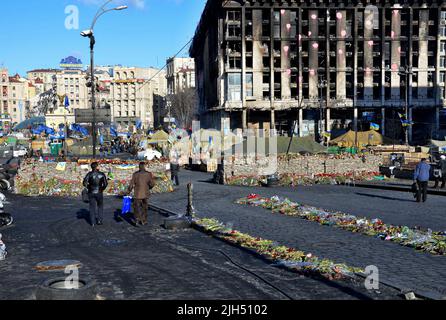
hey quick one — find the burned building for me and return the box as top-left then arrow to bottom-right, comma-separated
190,0 -> 446,142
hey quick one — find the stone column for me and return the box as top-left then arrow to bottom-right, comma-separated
242,109 -> 247,131
253,9 -> 263,98
354,107 -> 358,134
299,108 -> 304,137
326,108 -> 331,132
391,8 -> 401,100
309,10 -> 319,100
436,107 -> 440,135
364,8 -> 374,100
381,108 -> 386,136
271,109 -> 276,130
281,10 -> 291,99
336,10 -> 347,100
418,9 -> 429,99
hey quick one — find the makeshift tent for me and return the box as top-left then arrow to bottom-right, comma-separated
431,139 -> 446,148
224,135 -> 326,155
148,130 -> 169,144
13,117 -> 46,131
330,130 -> 392,148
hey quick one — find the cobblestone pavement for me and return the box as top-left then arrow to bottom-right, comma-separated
150,170 -> 446,299
0,193 -> 401,300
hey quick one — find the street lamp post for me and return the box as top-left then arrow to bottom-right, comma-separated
398,65 -> 413,146
81,1 -> 127,158
318,78 -> 328,144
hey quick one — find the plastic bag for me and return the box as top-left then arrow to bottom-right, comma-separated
0,234 -> 6,261
121,196 -> 133,215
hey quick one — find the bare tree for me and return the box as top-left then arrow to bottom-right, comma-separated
169,88 -> 197,128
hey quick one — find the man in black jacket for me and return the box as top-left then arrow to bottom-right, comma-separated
434,155 -> 446,189
83,162 -> 108,227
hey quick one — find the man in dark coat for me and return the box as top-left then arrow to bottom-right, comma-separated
434,155 -> 446,189
128,162 -> 156,226
83,162 -> 108,226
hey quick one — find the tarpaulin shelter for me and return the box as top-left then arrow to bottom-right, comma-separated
147,130 -> 169,144
330,130 -> 393,147
223,135 -> 326,155
13,117 -> 46,131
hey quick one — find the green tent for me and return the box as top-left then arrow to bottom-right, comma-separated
148,130 -> 169,144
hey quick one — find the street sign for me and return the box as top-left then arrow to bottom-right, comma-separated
75,109 -> 111,124
164,117 -> 176,123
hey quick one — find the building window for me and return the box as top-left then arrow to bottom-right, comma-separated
442,11 -> 446,20
441,42 -> 446,54
227,73 -> 241,101
228,56 -> 242,69
246,73 -> 253,97
441,56 -> 446,68
441,72 -> 446,84
441,26 -> 446,37
228,25 -> 241,38
227,10 -> 241,21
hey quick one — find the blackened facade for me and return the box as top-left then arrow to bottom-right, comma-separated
190,0 -> 446,143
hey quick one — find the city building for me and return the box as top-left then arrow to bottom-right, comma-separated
0,72 -> 34,124
190,0 -> 446,142
27,69 -> 60,94
166,57 -> 196,95
110,66 -> 166,130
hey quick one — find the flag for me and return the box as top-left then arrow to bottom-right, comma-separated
110,126 -> 118,137
370,123 -> 380,131
402,120 -> 414,127
322,131 -> 331,138
70,124 -> 89,136
64,96 -> 70,110
136,120 -> 142,130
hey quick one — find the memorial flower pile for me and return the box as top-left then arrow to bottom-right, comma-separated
193,217 -> 363,280
236,195 -> 446,255
225,171 -> 381,187
14,160 -> 174,197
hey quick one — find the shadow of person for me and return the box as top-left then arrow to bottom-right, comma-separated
76,209 -> 92,225
114,209 -> 137,227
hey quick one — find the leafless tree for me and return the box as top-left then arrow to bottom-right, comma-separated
169,88 -> 197,128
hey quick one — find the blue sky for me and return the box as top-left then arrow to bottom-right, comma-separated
0,0 -> 207,75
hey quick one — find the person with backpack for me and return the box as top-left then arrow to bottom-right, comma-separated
128,162 -> 156,226
83,162 -> 108,227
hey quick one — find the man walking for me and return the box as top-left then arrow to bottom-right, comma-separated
128,162 -> 156,226
433,155 -> 446,189
83,162 -> 108,226
414,158 -> 431,203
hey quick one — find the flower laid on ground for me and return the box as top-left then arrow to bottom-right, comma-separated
236,195 -> 446,256
15,172 -> 173,197
225,172 -> 381,187
193,217 -> 363,280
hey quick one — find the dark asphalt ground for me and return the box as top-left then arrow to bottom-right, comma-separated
0,192 -> 402,300
150,170 -> 446,299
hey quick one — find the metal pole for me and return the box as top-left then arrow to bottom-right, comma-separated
405,69 -> 409,146
186,183 -> 195,217
91,36 -> 97,158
